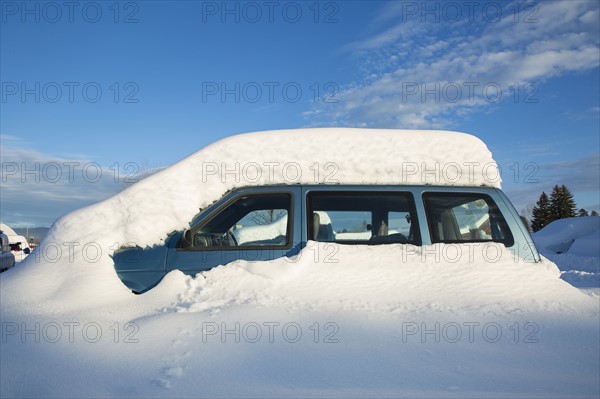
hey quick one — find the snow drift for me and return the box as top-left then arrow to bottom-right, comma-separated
167,242 -> 595,316
533,216 -> 599,257
533,216 -> 600,287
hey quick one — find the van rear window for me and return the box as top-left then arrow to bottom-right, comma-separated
422,192 -> 514,246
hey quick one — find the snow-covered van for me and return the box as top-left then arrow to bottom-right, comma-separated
111,129 -> 540,293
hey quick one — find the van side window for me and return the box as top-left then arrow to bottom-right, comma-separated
422,193 -> 514,246
192,193 -> 291,248
307,192 -> 421,245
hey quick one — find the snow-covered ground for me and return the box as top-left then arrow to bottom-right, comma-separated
533,216 -> 600,289
1,243 -> 598,398
1,130 -> 598,398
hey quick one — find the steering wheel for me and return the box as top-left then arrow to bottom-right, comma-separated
226,230 -> 238,246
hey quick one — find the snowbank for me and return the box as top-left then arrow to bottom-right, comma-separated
533,216 -> 600,287
570,228 -> 600,258
533,216 -> 600,256
166,242 -> 594,315
2,241 -> 595,316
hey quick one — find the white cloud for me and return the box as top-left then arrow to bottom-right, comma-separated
346,23 -> 414,51
306,1 -> 600,128
580,8 -> 600,24
0,141 -> 148,227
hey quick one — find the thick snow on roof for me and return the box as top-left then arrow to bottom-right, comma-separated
56,128 -> 500,249
0,223 -> 17,236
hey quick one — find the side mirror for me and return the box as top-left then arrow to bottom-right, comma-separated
177,230 -> 192,249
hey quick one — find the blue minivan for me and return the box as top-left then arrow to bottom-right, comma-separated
113,184 -> 539,293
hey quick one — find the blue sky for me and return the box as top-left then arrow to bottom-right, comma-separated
1,0 -> 599,227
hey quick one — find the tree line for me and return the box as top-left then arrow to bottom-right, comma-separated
529,185 -> 598,232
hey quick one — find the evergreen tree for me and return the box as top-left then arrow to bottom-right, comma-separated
531,192 -> 552,232
578,208 -> 589,217
549,185 -> 577,220
592,210 -> 599,216
250,209 -> 286,225
561,185 -> 577,218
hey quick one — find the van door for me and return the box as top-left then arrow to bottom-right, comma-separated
166,187 -> 302,276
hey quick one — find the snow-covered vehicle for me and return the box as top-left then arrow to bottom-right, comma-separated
112,129 -> 540,293
0,231 -> 16,272
0,224 -> 32,262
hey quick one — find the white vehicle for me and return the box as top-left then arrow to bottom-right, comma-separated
0,231 -> 16,272
0,224 -> 32,262
9,235 -> 31,262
